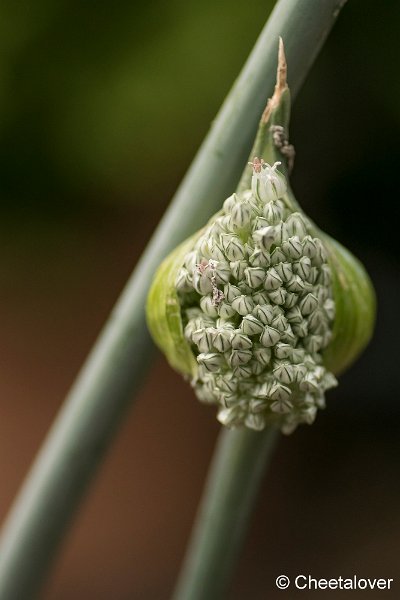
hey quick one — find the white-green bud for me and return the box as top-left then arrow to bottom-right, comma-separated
282,325 -> 297,345
248,248 -> 271,267
301,405 -> 317,425
244,413 -> 266,431
293,256 -> 312,280
253,304 -> 274,324
304,335 -> 323,353
212,328 -> 233,352
286,275 -> 306,293
254,216 -> 271,230
274,221 -> 289,244
224,283 -> 242,303
253,344 -> 272,366
302,236 -> 317,259
284,292 -> 298,309
216,373 -> 239,393
323,298 -> 335,320
299,293 -> 319,316
260,325 -> 281,347
318,264 -> 332,286
248,359 -> 265,375
292,322 -> 308,338
231,295 -> 255,316
198,238 -> 225,262
312,239 -> 328,266
268,287 -> 286,305
252,291 -> 270,305
274,261 -> 293,283
223,193 -> 238,214
228,348 -> 253,367
307,309 -> 326,333
249,398 -> 269,413
314,285 -> 329,303
240,314 -> 264,336
271,313 -> 288,332
270,247 -> 286,264
253,226 -> 277,251
244,267 -> 265,289
197,352 -> 225,372
200,295 -> 219,317
253,381 -> 273,398
230,260 -> 247,280
264,267 -> 283,291
231,331 -> 253,350
230,201 -> 253,229
270,386 -> 292,411
217,405 -> 244,427
192,267 -> 213,295
270,383 -> 292,403
250,159 -> 287,203
285,213 -> 307,238
274,343 -> 293,360
220,234 -> 246,261
282,236 -> 303,260
291,348 -> 305,363
299,373 -> 320,393
232,364 -> 253,378
217,302 -> 236,319
273,362 -> 295,384
184,250 -> 198,271
263,199 -> 284,223
286,306 -> 303,324
192,328 -> 215,353
176,267 -> 192,293
212,262 -> 231,285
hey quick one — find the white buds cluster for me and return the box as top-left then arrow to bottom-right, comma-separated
175,159 -> 337,434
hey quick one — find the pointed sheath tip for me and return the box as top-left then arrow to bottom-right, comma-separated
261,38 -> 288,123
277,37 -> 287,91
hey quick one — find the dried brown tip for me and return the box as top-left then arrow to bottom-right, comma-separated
262,37 -> 288,123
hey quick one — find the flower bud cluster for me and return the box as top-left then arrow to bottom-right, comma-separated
176,160 -> 337,434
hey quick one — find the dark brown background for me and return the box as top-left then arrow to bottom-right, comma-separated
1,1 -> 399,598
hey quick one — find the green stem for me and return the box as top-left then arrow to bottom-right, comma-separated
172,427 -> 279,600
0,1 -> 347,598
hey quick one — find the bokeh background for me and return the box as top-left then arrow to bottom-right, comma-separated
1,1 -> 400,598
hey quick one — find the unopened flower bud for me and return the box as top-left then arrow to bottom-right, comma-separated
264,267 -> 283,291
231,331 -> 252,350
224,283 -> 242,303
299,293 -> 319,316
147,56 -> 375,435
229,349 -> 253,367
231,295 -> 255,316
248,248 -> 271,267
197,352 -> 225,372
282,236 -> 303,260
230,260 -> 247,280
221,234 -> 246,261
240,314 -> 264,336
212,327 -> 233,352
244,266 -> 265,289
268,287 -> 286,305
260,325 -> 281,347
253,226 -> 277,251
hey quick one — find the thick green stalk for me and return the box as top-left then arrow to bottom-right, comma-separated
0,1 -> 347,599
172,427 -> 279,600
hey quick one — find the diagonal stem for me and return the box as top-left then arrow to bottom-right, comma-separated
172,426 -> 279,600
0,1 -> 347,599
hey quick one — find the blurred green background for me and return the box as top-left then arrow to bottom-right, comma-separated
0,1 -> 399,598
